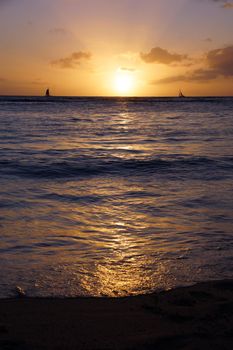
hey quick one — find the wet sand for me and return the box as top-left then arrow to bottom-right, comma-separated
0,280 -> 233,350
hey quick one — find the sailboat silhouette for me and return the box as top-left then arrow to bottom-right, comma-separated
179,90 -> 185,98
45,88 -> 50,97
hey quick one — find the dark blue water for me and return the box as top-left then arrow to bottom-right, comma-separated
0,96 -> 233,297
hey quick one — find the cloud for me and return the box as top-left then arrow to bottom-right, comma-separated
0,78 -> 6,83
49,28 -> 69,36
51,51 -> 92,69
120,67 -> 136,72
155,69 -> 219,84
140,47 -> 187,65
154,45 -> 233,84
203,38 -> 213,42
207,46 -> 233,75
209,0 -> 233,8
222,2 -> 233,8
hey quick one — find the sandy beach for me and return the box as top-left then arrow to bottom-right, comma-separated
0,279 -> 233,349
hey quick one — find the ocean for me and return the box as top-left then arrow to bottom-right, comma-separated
0,96 -> 232,298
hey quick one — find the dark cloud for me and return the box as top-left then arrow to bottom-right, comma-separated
140,47 -> 187,65
154,45 -> 233,84
51,51 -> 92,69
207,46 -> 233,75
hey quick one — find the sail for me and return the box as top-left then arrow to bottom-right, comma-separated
45,89 -> 50,97
179,90 -> 185,98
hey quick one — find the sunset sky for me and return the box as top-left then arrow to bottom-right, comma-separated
0,0 -> 232,96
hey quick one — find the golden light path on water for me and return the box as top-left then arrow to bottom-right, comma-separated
1,97 -> 233,298
76,202 -> 195,297
1,176 -> 194,297
40,175 -> 197,297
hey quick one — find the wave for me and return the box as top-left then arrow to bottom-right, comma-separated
0,156 -> 232,179
0,96 -> 232,105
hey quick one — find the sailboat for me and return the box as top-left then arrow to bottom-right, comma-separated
178,90 -> 185,98
45,88 -> 50,97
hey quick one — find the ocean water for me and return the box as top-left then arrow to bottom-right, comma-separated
0,96 -> 232,298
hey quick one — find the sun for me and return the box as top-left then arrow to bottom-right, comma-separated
114,68 -> 135,95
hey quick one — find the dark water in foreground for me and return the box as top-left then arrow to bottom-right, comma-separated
0,96 -> 232,298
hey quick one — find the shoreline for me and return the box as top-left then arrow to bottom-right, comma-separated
0,280 -> 233,349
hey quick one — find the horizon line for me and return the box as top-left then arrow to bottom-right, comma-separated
0,94 -> 233,98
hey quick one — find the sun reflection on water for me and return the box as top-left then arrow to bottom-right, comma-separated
1,97 -> 233,298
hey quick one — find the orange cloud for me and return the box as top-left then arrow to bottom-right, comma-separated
210,0 -> 233,8
140,47 -> 187,65
51,51 -> 92,69
222,2 -> 233,8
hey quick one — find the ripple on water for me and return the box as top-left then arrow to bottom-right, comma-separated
0,97 -> 233,297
